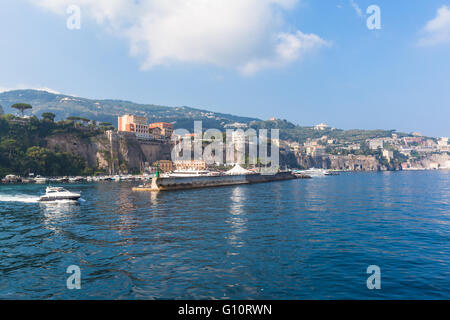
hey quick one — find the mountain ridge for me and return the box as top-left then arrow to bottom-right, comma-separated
0,89 -> 259,130
0,89 -> 422,143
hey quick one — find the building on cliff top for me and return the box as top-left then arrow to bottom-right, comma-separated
118,115 -> 174,141
118,114 -> 152,140
149,122 -> 174,140
368,139 -> 384,150
382,149 -> 394,161
314,123 -> 329,131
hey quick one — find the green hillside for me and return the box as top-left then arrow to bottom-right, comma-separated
0,89 -> 414,143
249,119 -> 409,144
0,90 -> 259,131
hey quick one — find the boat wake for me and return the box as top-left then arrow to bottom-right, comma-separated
0,194 -> 40,203
39,200 -> 81,207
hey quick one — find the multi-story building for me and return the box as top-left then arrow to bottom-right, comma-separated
174,160 -> 207,171
368,139 -> 384,150
288,142 -> 302,153
149,122 -> 174,139
149,126 -> 162,140
438,137 -> 448,147
438,137 -> 450,152
153,160 -> 174,173
118,114 -> 152,140
224,122 -> 248,129
403,137 -> 423,145
314,123 -> 329,131
382,149 -> 394,161
305,146 -> 326,156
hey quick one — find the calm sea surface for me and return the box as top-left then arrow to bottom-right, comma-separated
0,171 -> 449,299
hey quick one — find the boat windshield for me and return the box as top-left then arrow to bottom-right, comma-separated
46,187 -> 66,193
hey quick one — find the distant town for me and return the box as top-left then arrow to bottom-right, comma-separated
0,97 -> 449,183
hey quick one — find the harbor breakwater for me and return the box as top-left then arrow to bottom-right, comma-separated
133,172 -> 296,192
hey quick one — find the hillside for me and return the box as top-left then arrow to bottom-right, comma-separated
0,90 -> 259,131
0,89 -> 416,144
249,119 -> 409,144
0,114 -> 171,177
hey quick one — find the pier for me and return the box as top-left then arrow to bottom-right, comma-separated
132,172 -> 297,192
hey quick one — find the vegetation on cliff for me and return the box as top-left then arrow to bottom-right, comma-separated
0,89 -> 258,130
0,112 -> 113,177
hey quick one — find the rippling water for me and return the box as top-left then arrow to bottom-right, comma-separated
0,171 -> 449,299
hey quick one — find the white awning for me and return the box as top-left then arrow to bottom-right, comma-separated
225,164 -> 252,175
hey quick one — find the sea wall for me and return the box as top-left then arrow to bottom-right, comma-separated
137,172 -> 296,191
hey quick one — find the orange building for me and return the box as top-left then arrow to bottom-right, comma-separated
153,160 -> 174,173
174,160 -> 207,171
118,115 -> 151,139
149,126 -> 162,140
149,122 -> 174,139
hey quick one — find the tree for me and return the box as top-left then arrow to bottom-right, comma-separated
0,138 -> 18,160
11,103 -> 32,117
42,112 -> 56,122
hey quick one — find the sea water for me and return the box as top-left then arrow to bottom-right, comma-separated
0,171 -> 448,299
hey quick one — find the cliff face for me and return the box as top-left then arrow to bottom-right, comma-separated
45,133 -> 108,168
403,153 -> 450,170
280,151 -> 401,171
45,132 -> 171,174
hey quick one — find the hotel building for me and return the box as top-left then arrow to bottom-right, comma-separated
174,160 -> 207,171
153,160 -> 174,173
149,122 -> 174,139
118,114 -> 152,140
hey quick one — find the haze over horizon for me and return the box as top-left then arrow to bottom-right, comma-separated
1,0 -> 449,137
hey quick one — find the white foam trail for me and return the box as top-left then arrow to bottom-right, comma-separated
40,199 -> 79,205
0,194 -> 40,203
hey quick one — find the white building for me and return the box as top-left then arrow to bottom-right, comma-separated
224,122 -> 248,129
382,149 -> 394,161
314,123 -> 329,131
438,137 -> 448,147
368,139 -> 384,150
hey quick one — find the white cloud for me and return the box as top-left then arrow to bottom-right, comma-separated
240,31 -> 330,75
349,0 -> 363,18
418,5 -> 450,46
29,0 -> 328,75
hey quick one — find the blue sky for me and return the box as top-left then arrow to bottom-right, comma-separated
1,0 -> 449,137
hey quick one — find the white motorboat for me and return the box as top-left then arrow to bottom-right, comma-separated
295,168 -> 330,177
34,176 -> 48,184
38,187 -> 81,202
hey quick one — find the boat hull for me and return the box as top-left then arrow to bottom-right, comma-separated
38,195 -> 81,202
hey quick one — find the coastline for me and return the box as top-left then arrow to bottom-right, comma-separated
2,167 -> 450,185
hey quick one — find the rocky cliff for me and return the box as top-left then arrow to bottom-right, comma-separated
403,153 -> 450,170
280,151 -> 402,171
45,131 -> 171,174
